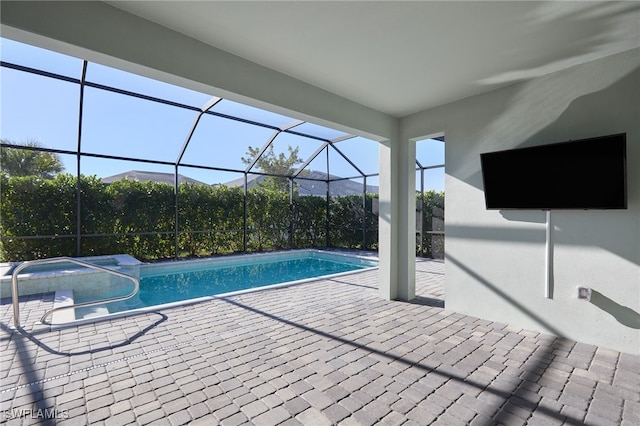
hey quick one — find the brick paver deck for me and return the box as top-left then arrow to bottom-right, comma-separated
1,257 -> 638,425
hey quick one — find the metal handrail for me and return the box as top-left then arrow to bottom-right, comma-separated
11,257 -> 140,328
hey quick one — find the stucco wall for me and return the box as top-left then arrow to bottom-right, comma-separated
403,48 -> 640,354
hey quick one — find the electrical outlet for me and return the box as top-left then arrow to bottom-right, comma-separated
577,286 -> 592,301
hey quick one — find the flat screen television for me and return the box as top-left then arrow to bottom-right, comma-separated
480,133 -> 627,210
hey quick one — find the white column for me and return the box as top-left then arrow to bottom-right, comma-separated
379,137 -> 416,301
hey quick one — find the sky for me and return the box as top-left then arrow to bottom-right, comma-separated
1,38 -> 445,191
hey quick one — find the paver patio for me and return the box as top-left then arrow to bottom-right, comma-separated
1,257 -> 638,425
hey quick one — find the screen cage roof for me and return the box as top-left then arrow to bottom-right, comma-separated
0,38 -> 390,186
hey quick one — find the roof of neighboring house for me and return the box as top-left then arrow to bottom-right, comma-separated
102,170 -> 379,196
224,170 -> 378,196
101,170 -> 208,186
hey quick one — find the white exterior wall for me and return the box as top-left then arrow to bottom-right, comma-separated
403,48 -> 640,354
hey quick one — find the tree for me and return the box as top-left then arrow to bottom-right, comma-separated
241,145 -> 304,192
1,139 -> 64,178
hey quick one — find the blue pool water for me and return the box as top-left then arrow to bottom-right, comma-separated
74,251 -> 377,318
139,257 -> 367,306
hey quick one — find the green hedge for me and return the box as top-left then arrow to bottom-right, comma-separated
0,173 -> 442,261
1,174 -> 78,259
178,183 -> 244,256
417,191 -> 445,258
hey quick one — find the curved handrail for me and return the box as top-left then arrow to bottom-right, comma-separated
11,256 -> 139,328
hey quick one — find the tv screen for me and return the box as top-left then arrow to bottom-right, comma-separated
480,133 -> 627,210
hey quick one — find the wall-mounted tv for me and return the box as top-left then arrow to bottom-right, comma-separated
480,133 -> 627,210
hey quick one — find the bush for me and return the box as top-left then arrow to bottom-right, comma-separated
178,183 -> 244,256
328,193 -> 379,250
292,195 -> 327,248
246,186 -> 289,252
0,174 -> 77,260
106,179 -> 175,260
417,191 -> 445,258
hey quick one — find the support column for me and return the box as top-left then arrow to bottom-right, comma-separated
379,137 -> 416,301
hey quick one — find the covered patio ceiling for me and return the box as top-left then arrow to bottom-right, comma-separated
104,1 -> 640,118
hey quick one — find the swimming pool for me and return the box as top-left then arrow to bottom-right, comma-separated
68,250 -> 377,324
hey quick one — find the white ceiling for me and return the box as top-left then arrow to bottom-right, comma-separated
107,1 -> 640,118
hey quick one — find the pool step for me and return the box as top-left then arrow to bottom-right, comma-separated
75,303 -> 110,319
51,290 -> 110,323
51,290 -> 75,324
